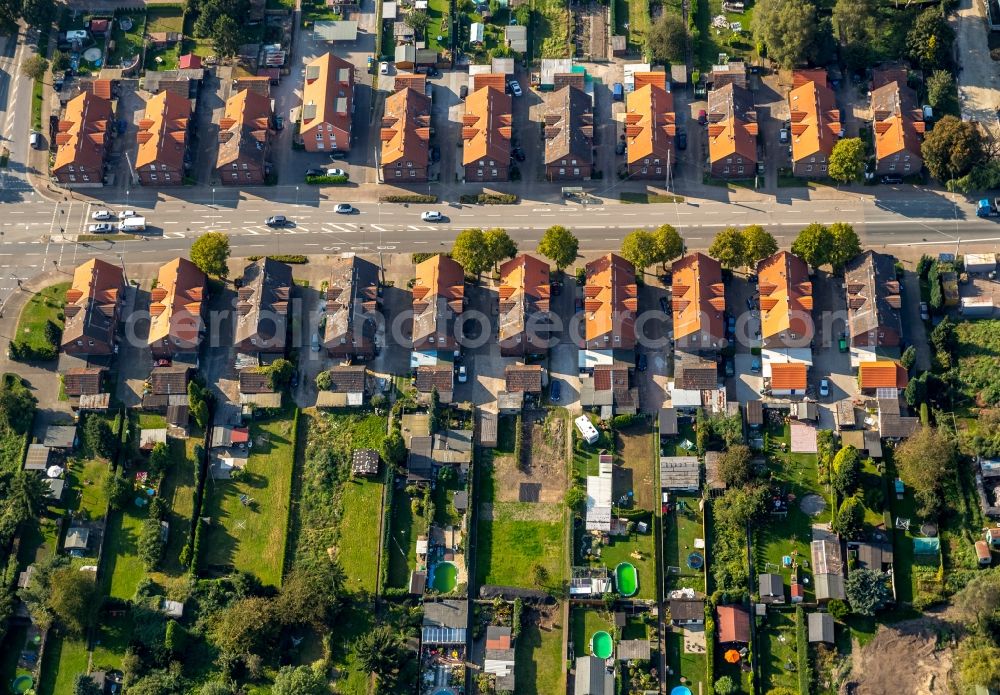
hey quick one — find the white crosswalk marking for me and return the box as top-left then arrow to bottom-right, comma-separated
243,227 -> 262,235
372,225 -> 387,231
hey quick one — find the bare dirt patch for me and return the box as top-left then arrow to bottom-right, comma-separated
844,615 -> 956,695
614,421 -> 656,510
495,410 -> 567,505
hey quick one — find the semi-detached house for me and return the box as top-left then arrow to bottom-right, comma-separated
707,82 -> 757,178
300,52 -> 354,153
147,257 -> 206,358
788,70 -> 840,178
871,67 -> 925,176
61,258 -> 126,356
462,73 -> 512,182
541,82 -> 593,181
216,89 -> 271,186
671,252 -> 725,353
624,71 -> 676,179
135,90 -> 191,186
844,250 -> 902,355
380,74 -> 431,183
52,91 -> 113,187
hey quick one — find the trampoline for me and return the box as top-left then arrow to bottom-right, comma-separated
591,630 -> 614,659
430,562 -> 457,593
687,552 -> 704,570
83,47 -> 102,62
11,675 -> 33,694
615,562 -> 638,597
670,688 -> 693,695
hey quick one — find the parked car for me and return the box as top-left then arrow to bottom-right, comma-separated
615,141 -> 626,155
265,215 -> 289,227
676,129 -> 687,150
549,380 -> 561,402
779,128 -> 789,145
726,314 -> 736,337
457,365 -> 468,383
311,333 -> 321,351
508,80 -> 522,97
274,115 -> 284,130
305,167 -> 325,177
87,223 -> 113,233
421,210 -> 443,222
881,174 -> 903,185
335,203 -> 355,214
431,145 -> 441,162
697,109 -> 708,125
512,147 -> 525,162
551,281 -> 562,296
612,82 -> 624,101
838,333 -> 849,353
920,302 -> 930,321
746,296 -> 755,311
379,61 -> 389,74
91,209 -> 115,221
751,357 -> 760,372
460,85 -> 469,100
819,378 -> 830,397
120,209 -> 138,218
325,168 -> 347,177
637,354 -> 648,372
29,131 -> 42,149
659,296 -> 669,313
725,360 -> 735,377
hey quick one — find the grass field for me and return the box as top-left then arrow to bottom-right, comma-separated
664,495 -> 706,591
14,282 -> 69,354
37,634 -> 89,695
476,500 -> 565,587
65,458 -> 112,521
591,528 -> 657,599
108,11 -> 145,66
532,0 -> 571,58
570,606 -> 615,657
758,610 -> 800,693
515,609 -> 565,695
386,485 -> 430,589
954,319 -> 1000,408
338,477 -> 385,594
665,627 -> 707,692
201,411 -> 297,587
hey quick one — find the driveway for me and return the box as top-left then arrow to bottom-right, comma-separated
953,0 -> 1000,138
548,274 -> 580,413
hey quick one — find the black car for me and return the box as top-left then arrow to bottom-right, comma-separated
676,129 -> 687,150
265,215 -> 289,227
659,296 -> 669,313
881,174 -> 903,184
460,85 -> 469,100
512,147 -> 525,162
615,141 -> 626,155
305,167 -> 325,177
637,354 -> 648,372
431,146 -> 441,162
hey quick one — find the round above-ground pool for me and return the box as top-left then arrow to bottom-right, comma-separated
431,562 -> 458,592
11,675 -> 33,694
591,630 -> 614,659
687,552 -> 704,570
670,687 -> 692,695
615,562 -> 639,597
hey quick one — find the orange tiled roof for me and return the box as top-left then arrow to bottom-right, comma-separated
769,362 -> 808,390
788,73 -> 840,164
381,84 -> 431,167
707,83 -> 757,165
671,252 -> 725,344
462,78 -> 512,165
583,253 -> 637,350
135,90 -> 191,172
412,255 -> 465,345
859,361 -> 909,389
216,89 -> 271,168
148,257 -> 206,348
52,92 -> 113,174
871,79 -> 924,161
757,251 -> 813,340
300,52 -> 354,139
625,73 -> 675,166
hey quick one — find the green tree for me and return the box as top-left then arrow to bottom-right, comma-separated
766,690 -> 799,695
832,445 -> 861,495
718,444 -> 753,488
354,625 -> 403,686
564,486 -> 586,512
404,9 -> 430,32
832,495 -> 865,539
190,232 -> 231,277
381,430 -> 406,467
104,471 -> 133,511
620,230 -> 658,272
708,226 -> 746,269
714,676 -> 737,695
276,561 -> 345,628
198,680 -> 235,695
49,567 -> 99,635
0,379 -> 36,433
901,345 -> 916,370
211,15 -> 242,58
212,596 -> 277,658
926,70 -> 958,116
21,55 -> 48,81
315,370 -> 332,390
451,228 -> 491,276
895,426 -> 957,519
827,598 -> 849,621
272,665 -> 327,695
652,224 -> 684,271
958,644 -> 1000,692
955,571 -> 1000,632
791,222 -> 833,268
828,138 -> 865,183
483,227 -> 518,272
648,13 -> 688,63
51,50 -> 69,73
907,7 -> 954,71
266,358 -> 294,390
84,415 -> 117,460
827,222 -> 862,271
138,517 -> 165,570
845,568 -> 890,615
165,619 -> 187,654
921,115 -> 986,183
741,224 -> 778,267
19,0 -> 54,27
531,563 -> 550,587
752,0 -> 818,69
832,0 -> 878,70
73,675 -> 103,695
537,225 -> 579,270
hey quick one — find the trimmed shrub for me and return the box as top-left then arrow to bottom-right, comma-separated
411,252 -> 451,264
459,192 -> 518,204
304,174 -> 349,184
246,254 -> 308,264
380,194 -> 438,203
796,605 -> 811,694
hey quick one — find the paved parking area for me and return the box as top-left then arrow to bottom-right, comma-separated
953,0 -> 1000,139
549,275 -> 580,412
636,280 -> 670,411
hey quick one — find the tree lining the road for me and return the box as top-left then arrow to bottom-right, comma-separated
707,224 -> 778,269
619,224 -> 684,273
452,227 -> 518,277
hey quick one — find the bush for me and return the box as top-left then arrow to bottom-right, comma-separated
138,517 -> 165,570
610,413 -> 638,429
246,254 -> 308,264
458,193 -> 518,204
380,194 -> 438,203
796,606 -> 811,694
411,252 -> 451,264
304,174 -> 349,184
9,340 -> 57,361
315,371 -> 332,391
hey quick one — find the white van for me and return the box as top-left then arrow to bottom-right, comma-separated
118,217 -> 146,232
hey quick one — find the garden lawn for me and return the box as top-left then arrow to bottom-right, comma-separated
386,486 -> 430,589
572,413 -> 611,478
532,0 -> 570,58
65,458 -> 112,520
625,0 -> 651,54
663,495 -> 706,591
201,411 -> 297,587
476,502 -> 565,587
570,606 -> 615,658
37,634 -> 89,695
587,529 -> 657,600
954,320 -> 1000,409
338,477 -> 385,594
515,609 -> 565,695
328,603 -> 376,695
758,610 -> 800,693
424,0 -> 450,55
108,11 -> 145,66
665,628 -> 706,691
14,282 -> 69,354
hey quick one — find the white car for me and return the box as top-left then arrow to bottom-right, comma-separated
335,203 -> 354,214
379,61 -> 389,75
421,210 -> 443,222
457,365 -> 468,383
819,378 -> 830,397
509,80 -> 522,97
120,209 -> 138,218
326,168 -> 347,177
87,223 -> 113,233
91,209 -> 115,221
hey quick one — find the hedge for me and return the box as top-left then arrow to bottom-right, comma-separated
246,254 -> 308,264
305,174 -> 349,185
704,610 -> 716,695
380,194 -> 438,203
796,606 -> 811,695
412,252 -> 451,264
8,341 -> 57,361
459,192 -> 518,204
514,412 -> 524,471
378,459 -> 394,594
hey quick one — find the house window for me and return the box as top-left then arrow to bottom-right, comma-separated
165,173 -> 171,180
573,168 -> 579,175
149,164 -> 157,171
151,173 -> 158,180
491,169 -> 497,176
561,159 -> 566,165
232,164 -> 238,169
488,160 -> 494,166
559,168 -> 565,175
82,175 -> 89,181
317,142 -> 324,149
232,173 -> 238,179
316,133 -> 323,140
820,165 -> 826,171
806,165 -> 812,172
653,159 -> 659,165
571,159 -> 577,165
88,340 -> 94,346
738,166 -> 744,174
810,157 -> 815,163
246,172 -> 252,179
409,170 -> 416,177
242,163 -> 248,169
68,166 -> 74,172
68,175 -> 76,182
736,157 -> 742,164
894,154 -> 900,161
904,164 -> 911,171
406,161 -> 412,167
904,155 -> 910,161
395,169 -> 402,177
888,164 -> 895,171
644,158 -> 650,164
724,167 -> 730,174
655,167 -> 661,174
641,167 -> 647,174
726,158 -> 732,164
477,169 -> 484,176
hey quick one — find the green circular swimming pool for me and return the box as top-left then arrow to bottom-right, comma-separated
432,562 -> 457,592
591,630 -> 613,659
616,562 -> 638,597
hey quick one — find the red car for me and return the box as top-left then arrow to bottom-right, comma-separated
697,109 -> 707,125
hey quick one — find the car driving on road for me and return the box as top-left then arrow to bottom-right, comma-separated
421,211 -> 443,222
509,80 -> 522,97
265,215 -> 290,227
335,203 -> 355,214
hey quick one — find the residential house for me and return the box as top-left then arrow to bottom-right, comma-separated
484,626 -> 515,692
135,90 -> 191,186
574,655 -> 614,695
234,258 -> 293,354
844,251 -> 902,353
504,364 -> 543,395
323,256 -> 380,361
808,612 -> 835,643
659,407 -> 678,439
707,82 -> 757,178
411,254 -> 464,379
462,74 -> 512,182
300,53 -> 354,153
672,252 -> 725,353
788,70 -> 840,178
580,253 -> 637,369
871,68 -> 924,176
858,360 -> 908,395
380,74 -> 432,182
851,540 -> 894,573
61,259 -> 126,356
52,91 -> 113,187
414,365 -> 455,403
422,600 -> 468,644
585,454 -> 613,531
758,251 -> 813,349
669,599 -> 705,625
147,257 -> 206,358
617,640 -> 651,661
315,365 -> 368,407
406,435 -> 434,484
62,367 -> 105,396
498,253 -> 551,357
759,573 -> 785,604
215,89 -> 272,185
579,365 -> 638,415
624,71 -> 676,179
877,396 -> 919,440
716,604 -> 751,644
768,362 -> 808,397
541,84 -> 593,180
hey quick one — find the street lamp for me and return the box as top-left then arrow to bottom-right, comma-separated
296,186 -> 299,205
212,187 -> 216,207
